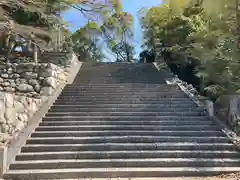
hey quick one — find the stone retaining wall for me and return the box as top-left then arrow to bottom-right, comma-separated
0,53 -> 79,144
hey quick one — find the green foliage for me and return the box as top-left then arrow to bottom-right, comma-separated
71,21 -> 103,62
70,0 -> 135,62
141,0 -> 240,100
97,0 -> 135,62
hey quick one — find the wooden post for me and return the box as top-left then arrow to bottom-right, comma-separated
33,44 -> 38,64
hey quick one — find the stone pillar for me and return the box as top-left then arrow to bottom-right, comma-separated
206,100 -> 214,117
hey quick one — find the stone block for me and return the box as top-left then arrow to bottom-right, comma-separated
16,84 -> 34,93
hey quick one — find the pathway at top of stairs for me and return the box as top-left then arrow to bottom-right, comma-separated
4,63 -> 240,180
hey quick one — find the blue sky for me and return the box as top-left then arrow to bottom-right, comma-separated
63,0 -> 162,61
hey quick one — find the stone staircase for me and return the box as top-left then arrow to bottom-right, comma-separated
4,63 -> 240,179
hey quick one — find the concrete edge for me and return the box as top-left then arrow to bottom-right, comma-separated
153,62 -> 240,149
67,54 -> 83,84
0,146 -> 7,177
0,57 -> 83,177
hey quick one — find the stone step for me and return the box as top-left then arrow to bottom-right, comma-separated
77,70 -> 162,72
21,143 -> 237,153
62,89 -> 180,93
74,81 -> 167,84
77,71 -> 160,74
9,158 -> 240,170
65,83 -> 175,87
47,107 -> 204,113
45,111 -> 207,116
39,120 -> 214,126
26,136 -> 230,144
78,68 -> 159,70
75,79 -> 165,81
64,86 -> 180,89
42,116 -> 210,121
77,68 -> 159,71
5,167 -> 240,179
76,75 -> 164,77
51,104 -> 198,108
53,99 -> 196,104
63,86 -> 178,90
76,71 -> 161,73
15,150 -> 240,161
57,95 -> 189,99
64,85 -> 177,88
58,93 -> 186,97
74,81 -> 168,84
34,125 -> 218,132
59,93 -> 186,97
75,79 -> 166,81
31,130 -> 224,137
56,97 -> 191,101
61,90 -> 181,94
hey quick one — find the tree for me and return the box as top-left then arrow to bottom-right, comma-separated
72,22 -> 104,62
100,0 -> 135,62
140,0 -> 240,100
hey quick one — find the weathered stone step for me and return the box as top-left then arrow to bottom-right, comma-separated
75,82 -> 168,85
77,71 -> 160,74
61,89 -> 182,92
59,93 -> 186,97
65,83 -> 176,87
62,89 -> 179,93
21,143 -> 237,153
76,71 -> 162,74
77,67 -> 159,70
26,136 -> 230,144
63,87 -> 178,91
76,80 -> 165,83
39,120 -> 214,126
5,167 -> 240,179
15,150 -> 240,161
53,101 -> 197,105
78,69 -> 159,73
54,98 -> 195,103
77,68 -> 159,72
31,130 -> 224,137
42,116 -> 209,121
57,96 -> 189,99
9,158 -> 240,170
56,97 -> 191,101
63,86 -> 178,89
35,125 -> 215,131
45,111 -> 207,116
51,104 -> 198,108
48,107 -> 204,113
59,93 -> 189,97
